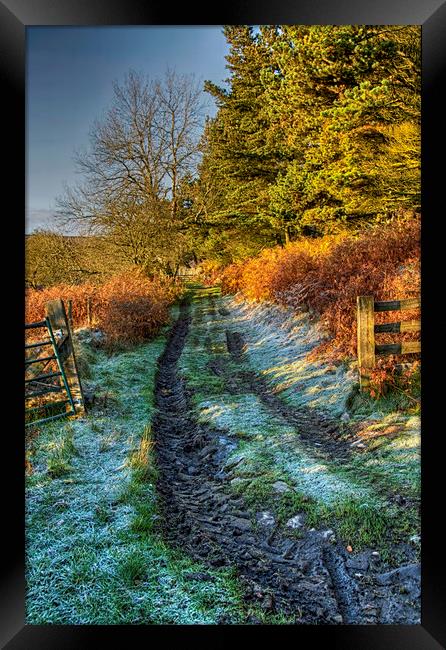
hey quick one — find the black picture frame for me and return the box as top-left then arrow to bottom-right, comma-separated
2,1 -> 445,647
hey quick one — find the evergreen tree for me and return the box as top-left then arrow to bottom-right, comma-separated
266,26 -> 420,234
203,26 -> 286,256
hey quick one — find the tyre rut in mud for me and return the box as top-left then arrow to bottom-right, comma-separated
221,328 -> 352,461
152,301 -> 363,624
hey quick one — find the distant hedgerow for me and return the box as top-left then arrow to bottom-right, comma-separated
25,268 -> 183,346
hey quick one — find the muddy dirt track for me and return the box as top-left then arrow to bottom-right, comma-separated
152,298 -> 420,625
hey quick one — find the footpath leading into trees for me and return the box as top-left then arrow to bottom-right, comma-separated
152,286 -> 421,624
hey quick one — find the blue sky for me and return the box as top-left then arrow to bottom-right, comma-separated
26,26 -> 230,232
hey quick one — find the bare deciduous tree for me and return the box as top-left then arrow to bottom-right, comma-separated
56,69 -> 206,273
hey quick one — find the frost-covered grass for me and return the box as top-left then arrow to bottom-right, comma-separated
181,287 -> 420,556
198,390 -> 395,550
339,416 -> 420,508
26,317 -> 245,625
180,287 -> 229,404
198,393 -> 368,504
226,295 -> 357,418
224,293 -> 420,490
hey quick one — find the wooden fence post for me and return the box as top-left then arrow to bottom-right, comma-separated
357,295 -> 375,391
67,299 -> 73,331
46,298 -> 85,414
86,297 -> 92,328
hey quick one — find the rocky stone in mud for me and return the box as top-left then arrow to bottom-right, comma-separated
226,330 -> 246,358
346,553 -> 369,571
256,511 -> 276,527
272,480 -> 292,494
286,515 -> 304,529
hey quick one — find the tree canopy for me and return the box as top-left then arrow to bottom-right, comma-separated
48,26 -> 420,279
198,25 -> 420,260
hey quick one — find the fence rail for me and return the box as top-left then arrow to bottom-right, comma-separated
357,295 -> 420,390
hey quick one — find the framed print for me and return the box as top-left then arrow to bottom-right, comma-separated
1,0 -> 445,647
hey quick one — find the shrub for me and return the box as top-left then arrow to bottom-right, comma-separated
197,260 -> 225,287
97,271 -> 172,347
25,268 -> 182,347
220,217 -> 420,362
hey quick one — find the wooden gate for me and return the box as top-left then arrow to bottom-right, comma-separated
25,299 -> 85,427
357,295 -> 420,390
